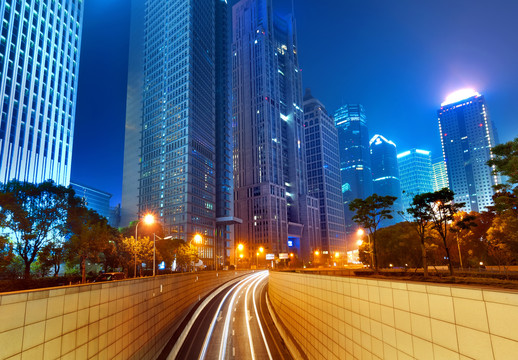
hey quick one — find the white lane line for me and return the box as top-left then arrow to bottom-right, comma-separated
253,272 -> 273,360
219,273 -> 263,360
167,276 -> 245,360
245,275 -> 256,360
197,277 -> 250,360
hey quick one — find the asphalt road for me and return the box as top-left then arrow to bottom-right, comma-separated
167,271 -> 292,360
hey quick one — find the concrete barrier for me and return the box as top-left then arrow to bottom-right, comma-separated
269,271 -> 518,360
0,271 -> 249,359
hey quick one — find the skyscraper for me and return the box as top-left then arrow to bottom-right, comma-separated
370,134 -> 402,226
438,89 -> 500,212
334,104 -> 373,237
232,0 -> 320,261
397,149 -> 434,212
0,0 -> 84,186
70,181 -> 112,223
303,89 -> 346,258
121,0 -> 236,267
432,157 -> 449,192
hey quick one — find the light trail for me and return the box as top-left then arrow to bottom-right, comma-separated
218,272 -> 263,359
252,272 -> 273,360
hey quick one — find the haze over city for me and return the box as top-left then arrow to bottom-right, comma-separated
73,0 -> 518,205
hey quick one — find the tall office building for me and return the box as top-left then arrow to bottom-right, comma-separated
432,157 -> 449,192
397,149 -> 434,212
370,134 -> 402,226
303,89 -> 346,257
334,104 -> 373,238
232,0 -> 320,261
438,89 -> 500,212
70,181 -> 112,222
0,1 -> 84,186
121,0 -> 237,267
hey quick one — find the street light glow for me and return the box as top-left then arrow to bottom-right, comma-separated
238,243 -> 244,251
143,213 -> 155,225
194,234 -> 202,244
259,247 -> 264,253
315,250 -> 320,256
335,252 -> 339,258
357,228 -> 364,236
357,239 -> 363,247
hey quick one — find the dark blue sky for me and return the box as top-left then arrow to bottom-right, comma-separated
72,0 -> 518,205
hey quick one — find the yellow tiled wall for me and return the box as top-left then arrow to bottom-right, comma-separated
0,271 -> 246,360
269,272 -> 518,360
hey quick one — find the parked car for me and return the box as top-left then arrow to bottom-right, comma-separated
94,272 -> 125,282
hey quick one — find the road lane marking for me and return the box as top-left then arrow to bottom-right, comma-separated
219,273 -> 263,360
253,272 -> 274,360
198,272 -> 262,360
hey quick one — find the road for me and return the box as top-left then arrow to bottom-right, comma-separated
165,271 -> 292,360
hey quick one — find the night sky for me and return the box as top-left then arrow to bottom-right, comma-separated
72,0 -> 518,206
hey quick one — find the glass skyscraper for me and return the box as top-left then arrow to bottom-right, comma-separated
122,0 -> 236,267
70,181 -> 112,223
303,89 -> 346,258
232,0 -> 320,261
370,134 -> 402,226
0,0 -> 84,186
397,149 -> 434,213
334,104 -> 372,237
432,157 -> 449,192
438,89 -> 500,212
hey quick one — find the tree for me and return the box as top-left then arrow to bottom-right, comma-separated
487,211 -> 518,277
406,193 -> 434,277
374,222 -> 422,269
349,194 -> 397,272
65,207 -> 115,283
487,137 -> 518,212
0,180 -> 74,279
449,212 -> 478,270
121,235 -> 154,276
420,188 -> 465,276
0,235 -> 14,274
38,241 -> 65,276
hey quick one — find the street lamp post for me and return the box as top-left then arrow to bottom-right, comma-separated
134,214 -> 155,278
153,234 -> 173,276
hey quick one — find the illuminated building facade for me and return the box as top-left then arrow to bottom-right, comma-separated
438,89 -> 500,212
370,134 -> 402,226
432,157 -> 449,192
0,0 -> 84,186
303,89 -> 346,258
334,104 -> 373,238
397,149 -> 434,212
121,0 -> 236,267
232,0 -> 320,261
70,181 -> 112,222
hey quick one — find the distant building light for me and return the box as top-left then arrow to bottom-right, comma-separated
397,151 -> 411,158
416,149 -> 430,155
441,88 -> 481,106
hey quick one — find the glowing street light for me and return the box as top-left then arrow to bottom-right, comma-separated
357,239 -> 364,247
194,234 -> 202,244
135,213 -> 155,277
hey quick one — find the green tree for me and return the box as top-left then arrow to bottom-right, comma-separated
65,207 -> 115,283
38,241 -> 65,277
487,137 -> 518,212
419,188 -> 465,276
449,212 -> 478,270
349,194 -> 397,272
0,235 -> 14,274
374,222 -> 422,269
487,211 -> 518,277
406,193 -> 434,277
0,180 -> 74,279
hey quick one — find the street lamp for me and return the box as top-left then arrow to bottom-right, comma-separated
235,243 -> 244,269
152,234 -> 173,277
190,234 -> 202,272
256,246 -> 264,268
135,213 -> 155,278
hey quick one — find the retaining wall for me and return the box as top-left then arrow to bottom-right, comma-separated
0,271 -> 247,359
269,271 -> 518,360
